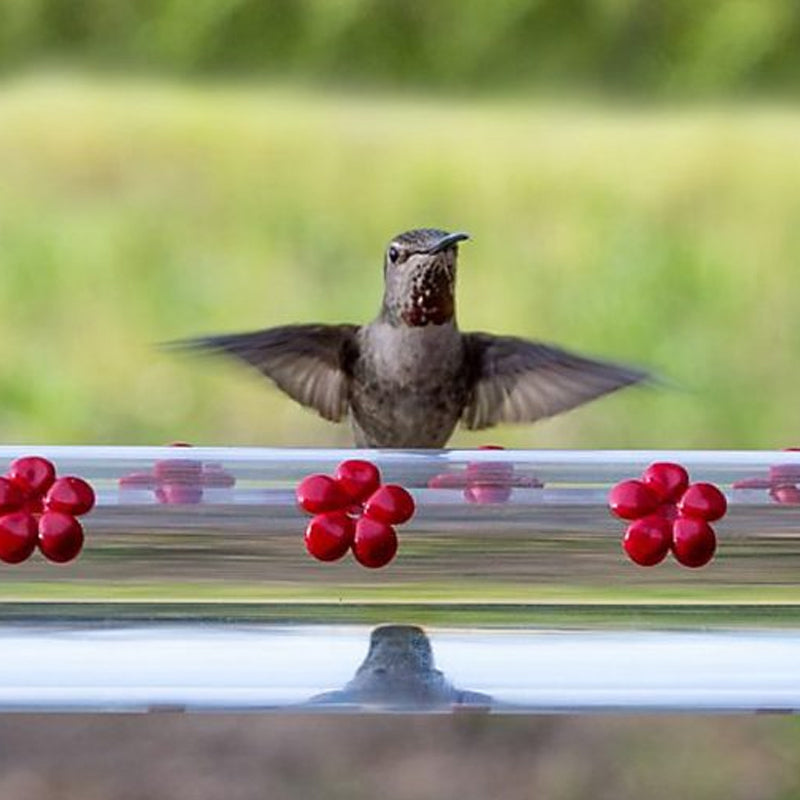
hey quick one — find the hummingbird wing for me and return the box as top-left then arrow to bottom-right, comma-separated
461,333 -> 649,430
174,324 -> 359,422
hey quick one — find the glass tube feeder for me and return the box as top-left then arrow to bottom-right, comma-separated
0,445 -> 798,713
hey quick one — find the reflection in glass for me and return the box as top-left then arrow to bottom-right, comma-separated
308,625 -> 492,710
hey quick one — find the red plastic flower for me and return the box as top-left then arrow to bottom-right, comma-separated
732,449 -> 800,505
118,444 -> 236,505
609,462 -> 727,568
296,459 -> 415,568
0,455 -> 95,565
427,446 -> 542,504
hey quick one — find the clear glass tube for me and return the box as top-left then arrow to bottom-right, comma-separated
0,446 -> 798,713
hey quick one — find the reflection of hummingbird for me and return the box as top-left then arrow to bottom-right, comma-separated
177,229 -> 648,447
309,624 -> 492,709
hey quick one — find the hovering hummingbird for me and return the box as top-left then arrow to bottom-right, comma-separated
176,229 -> 649,447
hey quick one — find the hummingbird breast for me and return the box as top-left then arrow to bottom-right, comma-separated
350,321 -> 469,448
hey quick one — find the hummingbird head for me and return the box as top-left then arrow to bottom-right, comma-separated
359,625 -> 434,674
381,228 -> 469,327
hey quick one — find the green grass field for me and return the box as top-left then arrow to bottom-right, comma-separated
1,74 -> 798,449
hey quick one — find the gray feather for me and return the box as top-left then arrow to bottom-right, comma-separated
172,324 -> 359,422
462,333 -> 649,430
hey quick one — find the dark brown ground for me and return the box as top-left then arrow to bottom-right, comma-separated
0,715 -> 798,799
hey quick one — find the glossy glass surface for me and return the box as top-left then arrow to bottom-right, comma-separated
0,446 -> 798,713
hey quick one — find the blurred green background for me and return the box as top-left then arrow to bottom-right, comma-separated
2,5 -> 800,795
1,0 -> 798,448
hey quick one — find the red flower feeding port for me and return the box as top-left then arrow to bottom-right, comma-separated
427,445 -> 543,503
609,462 -> 727,568
119,445 -> 236,504
0,456 -> 95,565
732,449 -> 800,504
297,459 -> 415,568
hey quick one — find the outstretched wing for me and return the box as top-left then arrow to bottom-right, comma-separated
173,324 -> 360,422
461,333 -> 649,430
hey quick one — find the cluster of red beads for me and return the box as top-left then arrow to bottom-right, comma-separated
296,460 -> 415,568
0,456 -> 95,565
118,444 -> 235,504
608,462 -> 727,569
427,445 -> 542,504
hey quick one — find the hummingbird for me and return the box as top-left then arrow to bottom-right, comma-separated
308,624 -> 492,709
176,229 -> 649,447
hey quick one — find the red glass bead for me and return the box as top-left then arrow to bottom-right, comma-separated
770,485 -> 800,505
677,482 -> 727,521
622,515 -> 672,567
352,516 -> 398,568
0,511 -> 38,564
44,476 -> 96,516
296,474 -> 348,514
8,456 -> 56,499
642,462 -> 689,503
608,480 -> 660,520
304,511 -> 355,562
155,484 -> 204,504
464,484 -> 512,504
37,511 -> 85,564
363,484 -> 415,525
334,459 -> 381,503
672,517 -> 716,568
0,476 -> 24,514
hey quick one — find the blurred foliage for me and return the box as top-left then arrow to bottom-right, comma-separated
0,76 -> 798,448
1,0 -> 800,97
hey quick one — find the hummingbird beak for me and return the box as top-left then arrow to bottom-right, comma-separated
426,231 -> 470,255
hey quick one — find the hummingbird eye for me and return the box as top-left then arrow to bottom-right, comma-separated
388,246 -> 400,263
